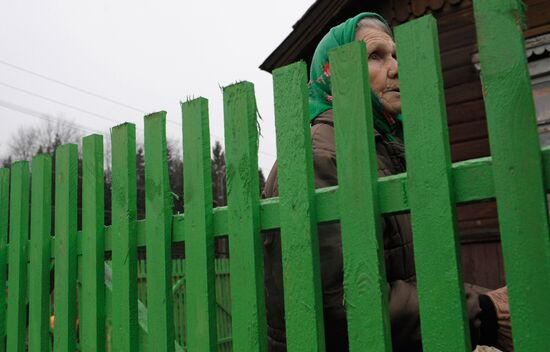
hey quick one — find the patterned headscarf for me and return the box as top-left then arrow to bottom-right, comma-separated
308,12 -> 403,141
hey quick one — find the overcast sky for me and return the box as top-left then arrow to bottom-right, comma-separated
0,0 -> 316,172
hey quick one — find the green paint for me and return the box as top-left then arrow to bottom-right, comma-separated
223,82 -> 267,352
8,146 -> 547,256
53,144 -> 79,352
16,145 -> 537,263
396,16 -> 470,351
272,61 -> 325,351
473,0 -> 550,350
181,98 -> 218,351
28,154 -> 52,352
331,42 -> 391,351
6,161 -> 29,352
0,148 -> 493,261
144,112 -> 175,352
4,5 -> 550,348
0,169 -> 8,352
111,123 -> 139,352
81,134 -> 105,352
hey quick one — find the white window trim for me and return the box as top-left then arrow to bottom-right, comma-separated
472,33 -> 550,78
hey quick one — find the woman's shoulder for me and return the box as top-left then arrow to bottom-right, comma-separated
311,110 -> 336,155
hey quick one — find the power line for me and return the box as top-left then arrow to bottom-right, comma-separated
0,81 -> 130,127
0,99 -> 103,135
0,59 -> 147,114
0,59 -> 277,159
0,59 -> 185,127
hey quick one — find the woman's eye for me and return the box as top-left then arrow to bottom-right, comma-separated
369,53 -> 381,60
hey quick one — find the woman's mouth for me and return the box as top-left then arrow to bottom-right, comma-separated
385,87 -> 400,94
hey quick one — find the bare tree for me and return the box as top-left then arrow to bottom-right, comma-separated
3,116 -> 83,164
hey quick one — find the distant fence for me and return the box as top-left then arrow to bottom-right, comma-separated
1,0 -> 549,351
134,258 -> 232,351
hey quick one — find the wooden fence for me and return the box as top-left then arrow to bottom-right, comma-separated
1,0 -> 550,351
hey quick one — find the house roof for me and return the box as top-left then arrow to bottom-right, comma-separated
259,0 -> 466,73
259,0 -> 351,73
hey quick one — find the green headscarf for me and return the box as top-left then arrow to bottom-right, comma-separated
308,12 -> 403,141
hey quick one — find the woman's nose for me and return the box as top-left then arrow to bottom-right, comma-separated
388,57 -> 398,78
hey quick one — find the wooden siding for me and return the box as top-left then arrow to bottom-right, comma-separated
261,0 -> 550,289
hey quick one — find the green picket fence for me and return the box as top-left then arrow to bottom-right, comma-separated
1,1 -> 550,351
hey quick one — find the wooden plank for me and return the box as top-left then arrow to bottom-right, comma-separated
440,45 -> 476,71
434,5 -> 474,32
442,65 -> 478,90
525,1 -> 550,29
448,119 -> 488,144
28,155 -> 52,352
53,144 -> 79,352
458,218 -> 499,232
396,15 -> 470,351
439,21 -> 477,53
111,123 -> 139,352
144,112 -> 175,352
447,99 -> 486,125
473,0 -> 550,349
330,42 -> 392,351
451,138 -> 490,162
460,241 -> 505,289
411,0 -> 429,17
394,0 -> 412,23
6,162 -> 29,352
457,202 -> 498,222
525,23 -> 550,39
223,82 -> 267,352
444,80 -> 483,106
272,61 -> 325,351
525,0 -> 550,6
0,169 -> 8,352
81,134 -> 105,352
429,0 -> 445,11
181,98 -> 218,351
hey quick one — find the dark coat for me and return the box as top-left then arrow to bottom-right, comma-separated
262,109 -> 494,351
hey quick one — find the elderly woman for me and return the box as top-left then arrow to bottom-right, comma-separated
263,12 -> 511,352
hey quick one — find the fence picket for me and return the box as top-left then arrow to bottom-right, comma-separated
53,144 -> 79,352
330,42 -> 392,352
473,0 -> 550,350
6,161 -> 29,352
0,169 -> 8,352
181,98 -> 218,352
111,123 -> 139,352
272,61 -> 325,352
28,155 -> 52,352
144,112 -> 175,352
81,134 -> 105,351
396,15 -> 470,351
223,82 -> 267,352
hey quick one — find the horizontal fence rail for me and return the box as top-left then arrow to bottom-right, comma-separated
1,1 -> 549,351
7,148 -> 550,259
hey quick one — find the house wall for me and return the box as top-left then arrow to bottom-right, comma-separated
262,0 -> 550,289
382,0 -> 550,289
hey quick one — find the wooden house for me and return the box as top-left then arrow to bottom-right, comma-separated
260,0 -> 550,289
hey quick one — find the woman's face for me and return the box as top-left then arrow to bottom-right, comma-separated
356,27 -> 401,115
